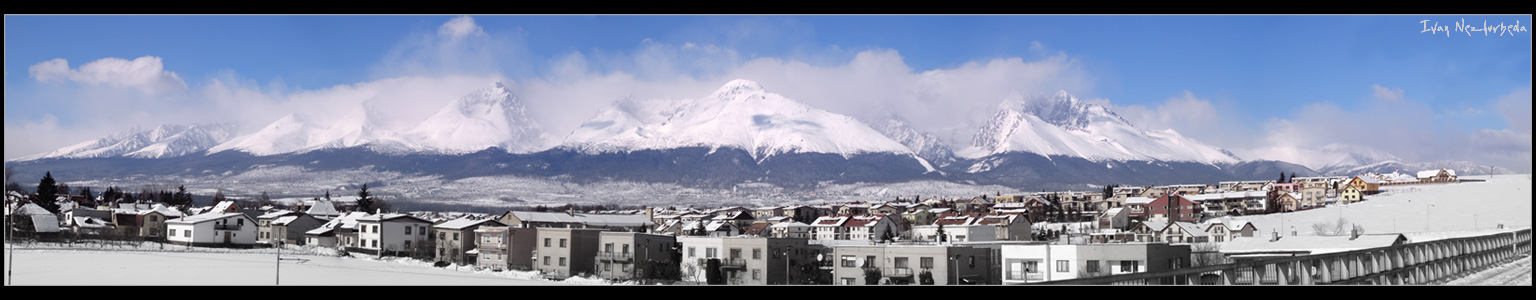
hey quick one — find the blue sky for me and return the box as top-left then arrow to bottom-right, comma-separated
5,15 -> 1531,172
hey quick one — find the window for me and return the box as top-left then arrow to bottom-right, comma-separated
453,232 -> 459,241
1024,261 -> 1038,273
1056,260 -> 1069,272
1120,261 -> 1139,272
894,257 -> 909,269
185,230 -> 191,237
543,256 -> 550,265
730,248 -> 742,259
544,238 -> 551,247
559,257 -> 567,266
688,247 -> 696,258
865,256 -> 876,268
150,216 -> 157,222
622,244 -> 629,254
921,257 -> 934,269
169,229 -> 176,236
442,232 -> 448,241
753,248 -> 761,259
969,256 -> 975,267
706,248 -> 717,258
753,269 -> 761,280
405,226 -> 411,235
841,278 -> 856,285
238,218 -> 244,226
560,239 -> 567,248
1086,260 -> 1100,273
841,255 -> 857,267
605,243 -> 614,253
404,240 -> 411,249
371,240 -> 377,248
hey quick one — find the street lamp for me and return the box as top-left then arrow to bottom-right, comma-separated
784,246 -> 792,285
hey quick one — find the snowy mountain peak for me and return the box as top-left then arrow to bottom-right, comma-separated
17,123 -> 238,160
709,79 -> 767,100
962,91 -> 1240,164
402,81 -> 550,154
561,79 -> 915,159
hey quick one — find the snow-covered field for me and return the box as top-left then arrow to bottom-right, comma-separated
1443,255 -> 1532,286
1218,174 -> 1532,240
1,243 -> 618,286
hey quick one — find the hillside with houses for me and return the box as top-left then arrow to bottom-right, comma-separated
3,168 -> 1522,285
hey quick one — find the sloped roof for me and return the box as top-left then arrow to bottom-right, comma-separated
1125,197 -> 1156,205
1169,222 -> 1208,237
507,211 -> 651,227
769,221 -> 810,228
1222,234 -> 1408,255
259,210 -> 296,219
975,215 -> 1015,226
31,214 -> 61,233
1101,207 -> 1125,217
743,222 -> 773,235
843,215 -> 885,227
357,213 -> 432,224
72,216 -> 113,229
434,217 -> 504,230
811,216 -> 848,226
305,199 -> 340,217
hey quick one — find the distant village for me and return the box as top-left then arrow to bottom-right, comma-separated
5,168 -> 1470,285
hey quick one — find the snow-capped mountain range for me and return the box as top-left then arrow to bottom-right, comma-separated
960,91 -> 1241,164
560,79 -> 918,162
10,79 -> 1510,191
17,123 -> 237,160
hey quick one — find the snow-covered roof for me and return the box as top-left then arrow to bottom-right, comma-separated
770,221 -> 810,228
31,214 -> 61,233
71,216 -> 113,229
258,210 -> 295,219
357,213 -> 432,224
1125,197 -> 1156,205
1101,207 -> 1125,216
304,199 -> 340,217
1170,222 -> 1208,237
507,211 -> 651,227
1417,169 -> 1455,178
1222,234 -> 1408,255
433,217 -> 503,230
306,212 -> 369,235
169,212 -> 251,225
271,216 -> 300,226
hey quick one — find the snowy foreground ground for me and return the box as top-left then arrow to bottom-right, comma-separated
1,243 -> 618,286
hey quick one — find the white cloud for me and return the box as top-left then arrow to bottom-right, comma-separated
374,15 -> 530,78
1370,84 -> 1405,103
1493,85 -> 1532,134
1110,91 -> 1252,150
28,56 -> 188,95
438,15 -> 486,40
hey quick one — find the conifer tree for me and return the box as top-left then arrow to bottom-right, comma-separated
36,172 -> 59,213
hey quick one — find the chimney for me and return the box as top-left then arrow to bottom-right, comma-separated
1270,230 -> 1280,242
1350,228 -> 1360,240
567,206 -> 574,216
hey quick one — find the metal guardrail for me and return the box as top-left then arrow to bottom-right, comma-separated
1030,228 -> 1531,285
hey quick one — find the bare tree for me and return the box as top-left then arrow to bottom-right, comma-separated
1189,243 -> 1227,267
1312,218 -> 1350,236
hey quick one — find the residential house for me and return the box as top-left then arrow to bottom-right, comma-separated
433,217 -> 506,264
166,212 -> 258,248
352,213 -> 433,257
302,198 -> 342,220
257,210 -> 300,246
110,203 -> 178,240
66,208 -> 115,236
809,214 -> 903,243
498,210 -> 651,232
1346,176 -> 1382,194
1000,243 -> 1191,284
678,236 -> 817,285
768,221 -> 811,239
474,226 -> 537,271
1158,222 -> 1210,243
269,214 -> 322,246
742,222 -> 773,237
1123,197 -> 1155,222
1417,168 -> 1458,183
534,228 -> 606,279
1300,185 -> 1328,208
1275,192 -> 1301,212
1097,207 -> 1130,230
832,245 -> 993,285
1144,195 -> 1202,223
975,214 -> 1031,241
303,211 -> 368,249
1341,186 -> 1365,204
9,203 -> 61,239
594,232 -> 679,281
1204,219 -> 1258,243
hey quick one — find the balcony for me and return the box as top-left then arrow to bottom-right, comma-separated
882,267 -> 914,278
597,252 -> 633,262
214,224 -> 242,230
696,257 -> 748,269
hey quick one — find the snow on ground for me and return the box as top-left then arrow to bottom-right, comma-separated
1,242 -> 624,286
1442,255 -> 1532,286
1222,174 -> 1531,241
